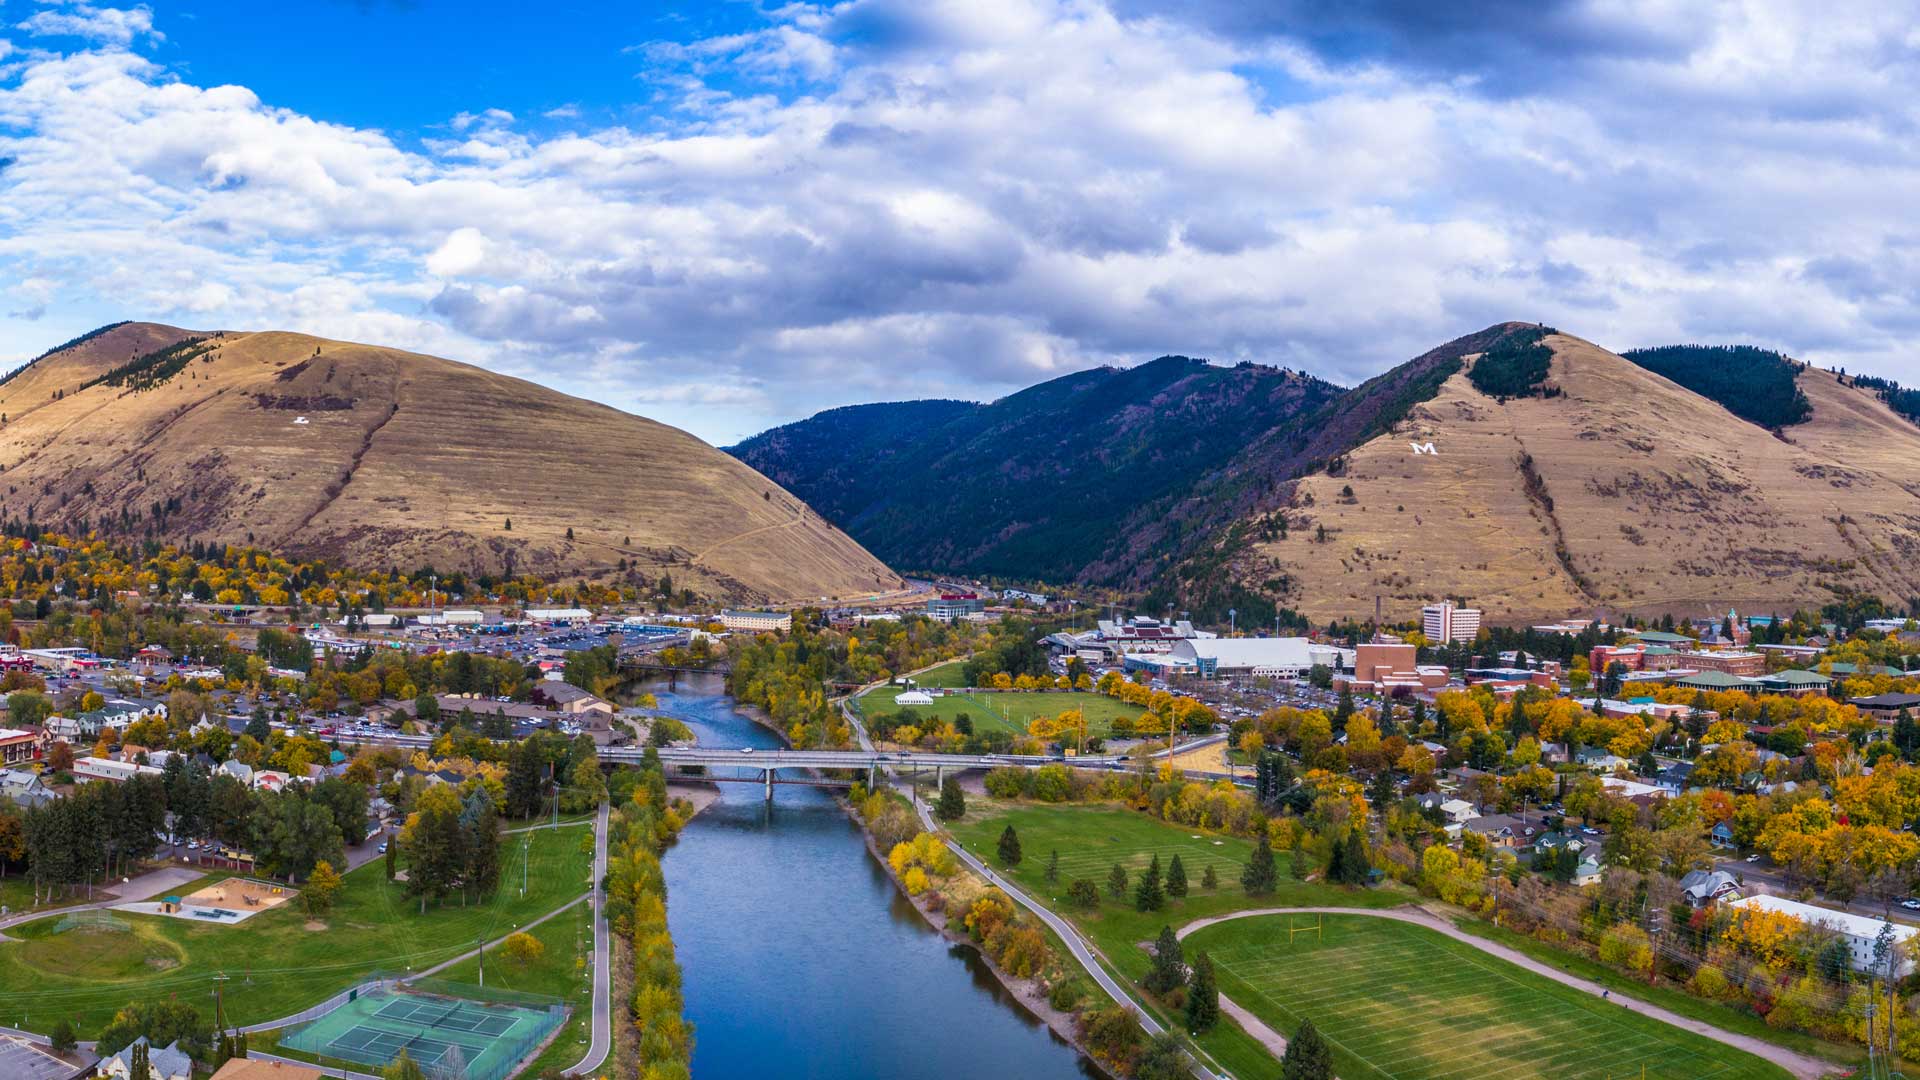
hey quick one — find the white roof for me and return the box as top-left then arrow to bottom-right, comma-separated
1729,894 -> 1920,943
895,690 -> 934,706
1171,637 -> 1350,670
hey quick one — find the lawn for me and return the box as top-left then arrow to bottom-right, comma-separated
1449,917 -> 1862,1072
860,685 -> 1146,737
948,801 -> 1404,1078
0,824 -> 595,1038
1186,914 -> 1791,1080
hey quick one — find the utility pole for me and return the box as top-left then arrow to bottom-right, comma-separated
521,831 -> 530,897
477,937 -> 485,988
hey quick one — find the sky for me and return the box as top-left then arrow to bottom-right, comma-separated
1,0 -> 1917,444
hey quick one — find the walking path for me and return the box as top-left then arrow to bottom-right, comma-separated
1175,906 -> 1834,1080
561,801 -> 613,1077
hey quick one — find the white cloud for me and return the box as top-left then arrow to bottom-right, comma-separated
17,2 -> 160,45
3,0 -> 1920,444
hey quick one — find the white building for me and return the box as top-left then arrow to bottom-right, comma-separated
720,610 -> 792,633
72,757 -> 165,783
1127,637 -> 1352,680
1422,602 -> 1482,645
895,690 -> 935,706
524,607 -> 593,625
1728,894 -> 1918,976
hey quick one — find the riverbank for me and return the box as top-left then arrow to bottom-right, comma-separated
841,793 -> 1111,1078
665,781 -> 723,820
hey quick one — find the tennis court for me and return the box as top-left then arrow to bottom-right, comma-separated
280,982 -> 566,1080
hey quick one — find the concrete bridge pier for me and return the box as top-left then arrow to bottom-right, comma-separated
764,767 -> 774,802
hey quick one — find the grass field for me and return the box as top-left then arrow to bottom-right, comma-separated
0,825 -> 595,1038
1186,914 -> 1790,1080
859,684 -> 1145,737
948,802 -> 1405,1078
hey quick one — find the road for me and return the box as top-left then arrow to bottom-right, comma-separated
1175,906 -> 1833,1080
562,801 -> 613,1077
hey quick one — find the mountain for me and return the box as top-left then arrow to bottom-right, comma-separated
729,356 -> 1345,583
0,322 -> 902,603
736,324 -> 1920,624
1228,329 -> 1920,622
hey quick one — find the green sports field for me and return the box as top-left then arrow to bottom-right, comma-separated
1186,914 -> 1789,1080
858,684 -> 1145,737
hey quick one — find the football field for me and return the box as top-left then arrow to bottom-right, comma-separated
1187,914 -> 1789,1080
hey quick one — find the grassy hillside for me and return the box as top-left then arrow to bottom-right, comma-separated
2,323 -> 903,603
1243,331 -> 1920,621
730,356 -> 1343,582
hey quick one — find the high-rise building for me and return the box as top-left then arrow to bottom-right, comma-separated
1422,601 -> 1482,644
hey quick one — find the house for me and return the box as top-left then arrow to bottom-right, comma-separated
210,1060 -> 323,1080
1655,761 -> 1696,793
1677,868 -> 1741,907
1708,821 -> 1736,849
252,769 -> 292,792
1727,894 -> 1920,976
0,769 -> 53,809
1460,813 -> 1541,849
1438,798 -> 1478,825
99,1037 -> 191,1080
1574,746 -> 1628,772
219,760 -> 256,786
1572,856 -> 1603,887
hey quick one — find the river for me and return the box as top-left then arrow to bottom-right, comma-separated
635,673 -> 1100,1080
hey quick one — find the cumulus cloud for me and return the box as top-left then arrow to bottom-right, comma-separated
17,2 -> 161,45
1,0 -> 1918,444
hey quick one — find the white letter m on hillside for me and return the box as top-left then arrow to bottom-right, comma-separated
1410,441 -> 1438,455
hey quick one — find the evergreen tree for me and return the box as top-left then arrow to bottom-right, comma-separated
1201,863 -> 1218,890
1185,952 -> 1219,1034
1108,861 -> 1128,898
1289,833 -> 1309,881
1325,832 -> 1346,883
1331,684 -> 1354,734
935,776 -> 967,821
997,824 -> 1023,867
1135,853 -> 1165,912
1165,854 -> 1188,897
1143,924 -> 1185,995
1044,849 -> 1059,884
1340,828 -> 1371,886
504,738 -> 546,819
1281,1018 -> 1333,1080
1242,834 -> 1278,895
1367,767 -> 1394,811
49,1018 -> 74,1052
130,1041 -> 149,1080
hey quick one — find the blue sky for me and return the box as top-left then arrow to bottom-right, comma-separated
2,0 -> 1917,444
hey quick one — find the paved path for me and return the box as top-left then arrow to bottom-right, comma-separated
562,801 -> 613,1077
1175,906 -> 1834,1080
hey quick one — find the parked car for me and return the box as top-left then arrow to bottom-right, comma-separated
1745,853 -> 1762,863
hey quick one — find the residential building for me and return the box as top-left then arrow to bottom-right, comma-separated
100,1038 -> 191,1080
0,769 -> 53,809
1422,602 -> 1481,644
1678,869 -> 1742,908
72,757 -> 164,783
0,728 -> 35,766
530,681 -> 616,717
1727,895 -> 1919,976
719,610 -> 792,633
926,594 -> 985,620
